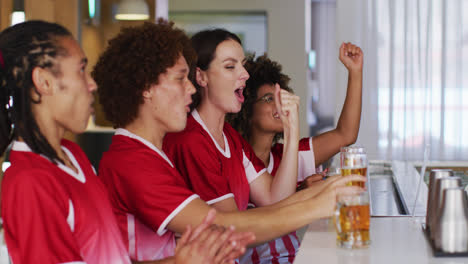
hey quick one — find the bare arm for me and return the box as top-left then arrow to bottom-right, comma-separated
133,210 -> 254,264
249,85 -> 300,206
167,175 -> 365,244
173,209 -> 254,264
312,42 -> 364,166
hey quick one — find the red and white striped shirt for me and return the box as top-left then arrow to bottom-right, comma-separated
240,137 -> 316,264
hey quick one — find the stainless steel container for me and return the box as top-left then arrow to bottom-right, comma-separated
429,176 -> 462,242
434,187 -> 468,253
426,169 -> 454,234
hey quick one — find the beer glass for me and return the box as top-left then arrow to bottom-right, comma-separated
334,191 -> 371,249
340,146 -> 367,187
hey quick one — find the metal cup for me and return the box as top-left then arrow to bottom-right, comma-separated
429,176 -> 461,242
426,169 -> 454,234
434,187 -> 468,253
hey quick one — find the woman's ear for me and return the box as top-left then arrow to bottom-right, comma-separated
31,67 -> 54,96
142,87 -> 153,99
195,67 -> 207,88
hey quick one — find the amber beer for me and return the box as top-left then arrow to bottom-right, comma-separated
340,146 -> 368,187
341,167 -> 367,187
336,204 -> 370,245
334,192 -> 370,249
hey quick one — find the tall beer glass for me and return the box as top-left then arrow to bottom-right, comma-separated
340,146 -> 367,187
334,191 -> 371,249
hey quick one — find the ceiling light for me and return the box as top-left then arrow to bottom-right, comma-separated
115,0 -> 149,21
11,0 -> 25,26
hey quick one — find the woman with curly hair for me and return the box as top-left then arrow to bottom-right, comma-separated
227,44 -> 364,263
95,21 -> 365,263
0,20 -> 130,263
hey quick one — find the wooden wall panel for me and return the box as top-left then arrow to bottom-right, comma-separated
0,0 -> 13,31
24,0 -> 79,38
24,0 -> 55,21
55,0 -> 80,38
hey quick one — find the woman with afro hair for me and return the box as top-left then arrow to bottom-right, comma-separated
227,43 -> 364,263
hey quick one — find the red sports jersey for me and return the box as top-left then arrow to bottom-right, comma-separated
164,110 -> 266,210
98,129 -> 199,261
241,137 -> 316,264
1,140 -> 131,264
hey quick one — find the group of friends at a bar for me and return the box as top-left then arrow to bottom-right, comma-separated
0,19 -> 364,264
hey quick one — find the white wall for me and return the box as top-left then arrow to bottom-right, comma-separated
336,0 -> 379,157
170,13 -> 267,56
311,1 -> 336,118
170,0 -> 311,138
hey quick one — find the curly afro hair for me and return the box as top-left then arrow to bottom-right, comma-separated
92,19 -> 196,128
226,54 -> 293,144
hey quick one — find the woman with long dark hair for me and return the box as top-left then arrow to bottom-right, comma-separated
164,29 -> 302,211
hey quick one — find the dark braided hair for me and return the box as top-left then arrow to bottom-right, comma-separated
0,20 -> 71,163
226,54 -> 293,144
189,28 -> 242,110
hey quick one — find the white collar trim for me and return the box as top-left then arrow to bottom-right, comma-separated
115,128 -> 174,168
11,141 -> 86,183
267,152 -> 274,174
191,109 -> 231,158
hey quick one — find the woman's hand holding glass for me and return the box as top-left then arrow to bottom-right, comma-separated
295,174 -> 366,219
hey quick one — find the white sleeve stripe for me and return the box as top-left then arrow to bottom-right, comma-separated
11,141 -> 31,151
59,262 -> 87,264
206,193 -> 235,204
242,151 -> 266,183
127,214 -> 136,258
157,194 -> 200,236
266,152 -> 274,174
297,138 -> 316,182
249,168 -> 266,183
66,199 -> 75,232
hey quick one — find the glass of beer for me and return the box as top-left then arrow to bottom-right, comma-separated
340,146 -> 367,187
334,191 -> 371,249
